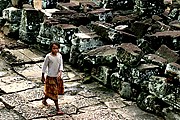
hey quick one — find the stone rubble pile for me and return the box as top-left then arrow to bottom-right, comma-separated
0,0 -> 180,119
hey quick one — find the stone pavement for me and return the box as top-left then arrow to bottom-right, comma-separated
0,34 -> 164,120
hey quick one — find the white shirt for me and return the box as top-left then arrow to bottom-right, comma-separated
42,52 -> 63,77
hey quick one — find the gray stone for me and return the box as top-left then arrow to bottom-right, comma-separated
2,7 -> 22,23
131,64 -> 160,90
78,91 -> 97,98
14,63 -> 42,80
60,44 -> 71,55
112,14 -> 138,25
92,22 -> 137,44
69,32 -> 103,64
79,1 -> 99,12
146,31 -> 180,51
47,115 -> 73,120
143,54 -> 168,68
149,76 -> 173,98
155,45 -> 179,63
104,98 -> 126,109
36,35 -> 51,45
80,81 -> 104,90
165,62 -> 180,79
84,45 -> 117,66
1,22 -> 19,38
0,108 -> 25,120
0,80 -> 36,93
61,103 -> 78,115
169,20 -> 180,29
79,104 -> 108,113
72,108 -> 122,120
134,0 -> 165,16
110,72 -> 121,91
149,76 -> 180,110
1,48 -> 44,65
0,58 -> 9,71
137,92 -> 163,114
116,43 -> 143,66
38,22 -> 55,39
0,75 -> 24,85
119,82 -> 133,100
52,24 -> 77,43
19,8 -> 43,43
17,87 -> 44,102
117,63 -> 132,82
88,86 -> 120,102
101,0 -> 134,11
87,8 -> 112,22
0,93 -> 27,107
37,21 -> 77,56
71,32 -> 103,52
78,25 -> 91,33
56,2 -> 79,11
91,66 -> 112,86
162,107 -> 180,120
71,96 -> 100,109
14,102 -> 49,119
130,21 -> 150,38
168,8 -> 179,19
115,104 -> 163,120
137,38 -> 155,54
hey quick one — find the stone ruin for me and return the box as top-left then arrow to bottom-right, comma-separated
0,0 -> 180,119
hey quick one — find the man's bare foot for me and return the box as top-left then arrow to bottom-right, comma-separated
42,100 -> 49,106
56,110 -> 64,115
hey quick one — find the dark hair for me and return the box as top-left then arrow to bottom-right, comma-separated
49,42 -> 60,50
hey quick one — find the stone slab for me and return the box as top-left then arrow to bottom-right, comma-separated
18,49 -> 44,61
87,86 -> 120,102
155,45 -> 179,63
72,108 -> 123,120
79,104 -> 108,113
71,96 -> 100,109
84,45 -> 117,66
1,93 -> 27,107
17,87 -> 44,102
116,43 -> 143,66
0,75 -> 24,86
143,54 -> 168,67
0,80 -> 36,93
115,105 -> 163,120
165,62 -> 180,78
14,63 -> 42,79
14,100 -> 74,119
0,108 -> 25,120
47,115 -> 73,120
3,48 -> 44,64
14,102 -> 49,119
104,98 -> 126,109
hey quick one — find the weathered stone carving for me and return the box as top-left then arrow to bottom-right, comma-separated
19,8 -> 43,43
1,7 -> 21,38
70,32 -> 103,64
